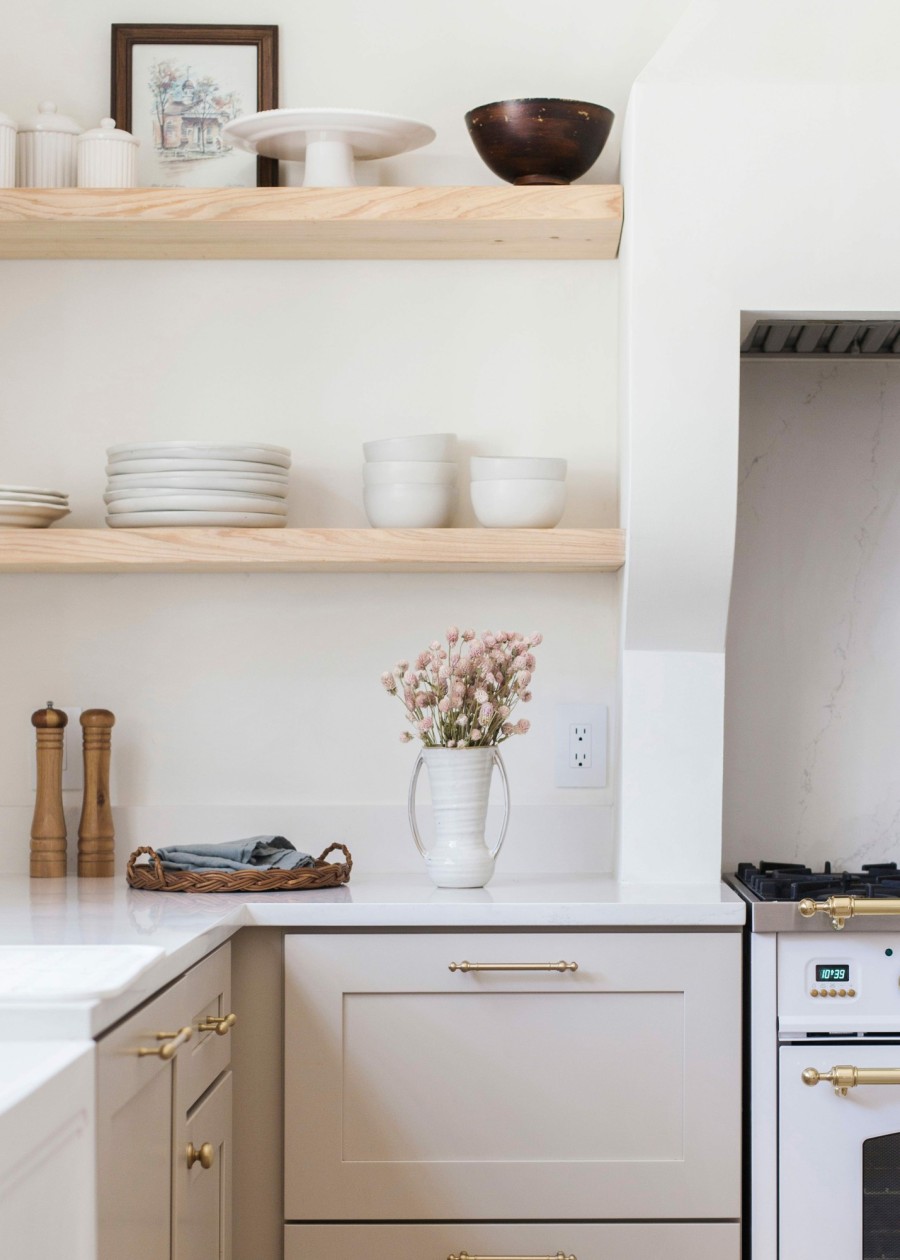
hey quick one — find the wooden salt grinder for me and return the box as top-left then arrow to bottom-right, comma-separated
78,709 -> 116,878
30,703 -> 68,878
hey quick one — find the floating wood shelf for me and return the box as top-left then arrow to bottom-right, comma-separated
0,527 -> 624,574
0,185 -> 622,261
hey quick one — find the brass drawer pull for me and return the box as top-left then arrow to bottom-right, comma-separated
799,894 -> 900,931
198,1011 -> 237,1036
803,1064 -> 900,1096
186,1141 -> 215,1170
449,961 -> 578,973
137,1026 -> 193,1060
449,1252 -> 575,1259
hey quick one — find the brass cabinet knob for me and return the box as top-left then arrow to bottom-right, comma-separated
198,1011 -> 237,1036
186,1142 -> 215,1170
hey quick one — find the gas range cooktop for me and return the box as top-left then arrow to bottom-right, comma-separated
730,862 -> 900,932
736,861 -> 900,902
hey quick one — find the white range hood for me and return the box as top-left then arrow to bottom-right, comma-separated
617,0 -> 900,882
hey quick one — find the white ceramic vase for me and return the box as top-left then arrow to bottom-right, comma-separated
408,745 -> 510,888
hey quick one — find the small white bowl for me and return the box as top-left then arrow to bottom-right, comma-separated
470,478 -> 566,528
363,460 -> 457,486
364,482 -> 457,528
363,433 -> 456,463
470,456 -> 567,482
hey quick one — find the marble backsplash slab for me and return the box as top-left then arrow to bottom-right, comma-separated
725,359 -> 900,871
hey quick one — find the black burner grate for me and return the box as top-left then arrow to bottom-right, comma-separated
736,861 -> 900,903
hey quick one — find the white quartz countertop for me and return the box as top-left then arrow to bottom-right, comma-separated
0,873 -> 744,1039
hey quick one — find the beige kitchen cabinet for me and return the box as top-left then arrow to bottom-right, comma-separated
97,942 -> 234,1260
174,1070 -> 233,1260
284,930 -> 742,1222
285,1222 -> 741,1259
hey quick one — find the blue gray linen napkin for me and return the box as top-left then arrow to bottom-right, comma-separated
156,836 -> 315,873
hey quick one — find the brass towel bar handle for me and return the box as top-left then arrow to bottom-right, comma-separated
449,961 -> 578,973
449,1253 -> 575,1260
198,1012 -> 237,1036
137,1025 -> 193,1060
802,1064 -> 900,1096
799,895 -> 900,931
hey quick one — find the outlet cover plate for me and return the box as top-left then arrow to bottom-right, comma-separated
555,703 -> 607,788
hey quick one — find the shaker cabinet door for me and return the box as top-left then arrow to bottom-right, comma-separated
173,1069 -> 233,1260
284,931 -> 741,1221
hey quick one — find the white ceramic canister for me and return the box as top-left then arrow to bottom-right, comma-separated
77,118 -> 138,188
17,102 -> 81,188
0,113 -> 16,188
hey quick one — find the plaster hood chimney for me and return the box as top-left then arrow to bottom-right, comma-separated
616,0 -> 900,883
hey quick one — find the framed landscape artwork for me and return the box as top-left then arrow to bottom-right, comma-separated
111,24 -> 279,188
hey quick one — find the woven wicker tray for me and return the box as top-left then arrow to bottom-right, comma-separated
126,843 -> 352,892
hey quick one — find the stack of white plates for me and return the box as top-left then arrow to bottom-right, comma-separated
103,443 -> 291,528
0,484 -> 70,528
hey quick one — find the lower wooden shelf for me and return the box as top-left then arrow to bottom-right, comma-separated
0,527 -> 624,574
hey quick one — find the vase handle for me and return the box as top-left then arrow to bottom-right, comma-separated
407,749 -> 511,860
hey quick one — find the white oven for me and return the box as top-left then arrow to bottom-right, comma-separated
777,935 -> 900,1259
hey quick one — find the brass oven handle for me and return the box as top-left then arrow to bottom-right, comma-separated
137,1026 -> 193,1060
802,1064 -> 900,1096
186,1141 -> 215,1170
449,1253 -> 575,1260
198,1012 -> 237,1036
799,895 -> 900,931
449,961 -> 578,973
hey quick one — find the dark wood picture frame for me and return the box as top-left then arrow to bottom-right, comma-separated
111,23 -> 279,186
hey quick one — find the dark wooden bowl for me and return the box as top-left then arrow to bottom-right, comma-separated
465,98 -> 614,185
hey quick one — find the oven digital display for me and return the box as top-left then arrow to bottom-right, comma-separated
816,964 -> 850,983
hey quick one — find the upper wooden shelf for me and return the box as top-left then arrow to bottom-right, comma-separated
0,185 -> 622,261
0,527 -> 624,574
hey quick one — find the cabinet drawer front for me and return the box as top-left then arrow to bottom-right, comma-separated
284,931 -> 741,1221
175,943 -> 233,1112
285,1223 -> 741,1260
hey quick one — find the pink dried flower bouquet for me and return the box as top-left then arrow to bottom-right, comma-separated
381,627 -> 542,747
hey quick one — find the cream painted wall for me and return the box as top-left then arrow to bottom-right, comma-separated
725,361 -> 900,871
0,2 -> 689,876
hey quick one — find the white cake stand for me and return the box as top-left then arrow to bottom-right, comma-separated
222,108 -> 436,187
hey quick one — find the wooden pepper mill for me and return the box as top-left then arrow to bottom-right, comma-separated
30,702 -> 68,878
78,709 -> 116,878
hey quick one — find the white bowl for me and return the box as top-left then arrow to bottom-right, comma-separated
470,479 -> 566,528
364,483 -> 457,528
363,433 -> 456,463
470,456 -> 567,482
363,461 -> 457,486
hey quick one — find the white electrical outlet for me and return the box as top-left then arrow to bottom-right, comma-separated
30,706 -> 83,792
555,703 -> 607,788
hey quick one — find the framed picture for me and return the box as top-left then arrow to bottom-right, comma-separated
111,24 -> 279,188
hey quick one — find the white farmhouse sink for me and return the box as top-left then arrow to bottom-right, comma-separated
0,945 -> 164,1002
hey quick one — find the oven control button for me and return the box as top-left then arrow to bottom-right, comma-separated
810,988 -> 818,997
839,988 -> 847,997
848,988 -> 856,997
818,988 -> 828,997
829,988 -> 837,996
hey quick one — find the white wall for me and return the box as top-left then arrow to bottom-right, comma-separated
725,360 -> 900,871
0,2 -> 689,876
618,0 -> 900,882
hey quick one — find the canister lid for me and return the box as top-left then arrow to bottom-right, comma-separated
78,117 -> 138,146
20,101 -> 81,135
